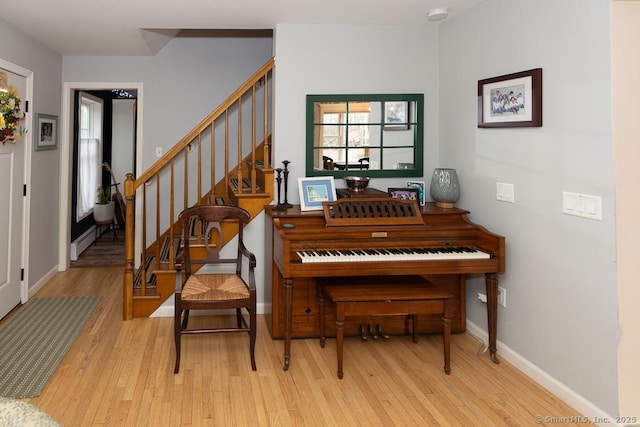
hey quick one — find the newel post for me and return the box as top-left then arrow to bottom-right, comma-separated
123,173 -> 135,320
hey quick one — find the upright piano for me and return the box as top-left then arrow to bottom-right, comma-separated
264,198 -> 505,371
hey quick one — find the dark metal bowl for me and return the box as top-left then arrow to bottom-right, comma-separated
344,176 -> 370,191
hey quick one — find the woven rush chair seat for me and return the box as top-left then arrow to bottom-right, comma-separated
173,205 -> 257,374
182,274 -> 250,301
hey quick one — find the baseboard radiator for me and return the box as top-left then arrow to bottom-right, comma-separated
70,226 -> 96,261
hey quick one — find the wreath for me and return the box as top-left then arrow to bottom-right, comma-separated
0,86 -> 26,144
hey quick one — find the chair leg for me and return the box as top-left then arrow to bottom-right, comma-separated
174,308 -> 182,374
249,304 -> 257,371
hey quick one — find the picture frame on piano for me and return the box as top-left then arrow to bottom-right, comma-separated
298,176 -> 337,211
406,181 -> 425,206
387,187 -> 420,202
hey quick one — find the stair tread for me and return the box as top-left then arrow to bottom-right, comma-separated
229,178 -> 262,191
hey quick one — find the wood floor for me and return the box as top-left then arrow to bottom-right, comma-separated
8,266 -> 588,426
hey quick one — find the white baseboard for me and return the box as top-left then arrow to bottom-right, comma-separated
70,226 -> 96,261
26,265 -> 59,300
466,321 -> 619,426
150,300 -> 271,318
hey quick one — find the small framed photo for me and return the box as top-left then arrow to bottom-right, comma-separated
34,113 -> 58,151
406,181 -> 425,206
298,176 -> 337,211
388,187 -> 419,202
383,101 -> 409,130
478,68 -> 542,128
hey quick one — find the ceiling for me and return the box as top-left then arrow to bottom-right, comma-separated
3,0 -> 485,56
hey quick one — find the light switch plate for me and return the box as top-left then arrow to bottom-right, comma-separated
496,182 -> 515,203
562,191 -> 602,221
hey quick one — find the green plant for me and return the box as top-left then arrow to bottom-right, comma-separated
96,185 -> 111,204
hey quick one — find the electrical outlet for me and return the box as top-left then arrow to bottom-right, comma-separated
498,286 -> 506,307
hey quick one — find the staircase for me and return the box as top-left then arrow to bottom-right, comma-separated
122,58 -> 275,319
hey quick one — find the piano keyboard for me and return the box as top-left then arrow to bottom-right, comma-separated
297,247 -> 490,263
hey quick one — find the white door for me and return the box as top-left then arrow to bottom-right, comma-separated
0,68 -> 27,319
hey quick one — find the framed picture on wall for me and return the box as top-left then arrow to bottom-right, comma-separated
34,113 -> 58,151
478,68 -> 542,128
383,101 -> 409,130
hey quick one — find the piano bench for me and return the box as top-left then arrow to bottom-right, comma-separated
318,276 -> 454,379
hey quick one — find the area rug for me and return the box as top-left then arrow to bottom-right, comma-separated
0,296 -> 101,398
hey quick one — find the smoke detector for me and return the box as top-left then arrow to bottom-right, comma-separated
427,7 -> 448,22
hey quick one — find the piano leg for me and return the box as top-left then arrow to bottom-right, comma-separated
283,277 -> 293,371
485,273 -> 500,364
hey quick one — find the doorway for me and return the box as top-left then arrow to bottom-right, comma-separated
59,83 -> 143,270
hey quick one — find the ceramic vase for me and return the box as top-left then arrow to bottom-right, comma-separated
429,168 -> 460,208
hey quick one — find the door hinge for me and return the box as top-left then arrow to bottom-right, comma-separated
23,184 -> 27,197
25,100 -> 29,113
21,269 -> 24,281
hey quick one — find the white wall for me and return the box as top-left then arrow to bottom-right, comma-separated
439,0 -> 618,417
0,18 -> 62,290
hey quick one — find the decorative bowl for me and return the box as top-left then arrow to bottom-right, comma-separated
344,176 -> 370,191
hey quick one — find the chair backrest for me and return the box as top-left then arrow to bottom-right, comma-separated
178,205 -> 251,276
322,155 -> 335,170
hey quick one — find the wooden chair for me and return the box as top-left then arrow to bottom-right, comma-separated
322,155 -> 335,170
173,205 -> 257,374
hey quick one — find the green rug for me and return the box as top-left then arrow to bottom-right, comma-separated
0,296 -> 101,398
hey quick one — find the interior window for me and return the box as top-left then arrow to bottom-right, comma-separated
76,92 -> 103,221
306,94 -> 423,178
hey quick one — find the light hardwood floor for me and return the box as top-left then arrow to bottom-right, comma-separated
7,266 -> 589,426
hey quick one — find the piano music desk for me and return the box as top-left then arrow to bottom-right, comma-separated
318,276 -> 454,379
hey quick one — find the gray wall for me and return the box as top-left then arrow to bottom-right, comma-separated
63,37 -> 274,172
273,24 -> 441,197
438,0 -> 617,415
0,18 -> 62,291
